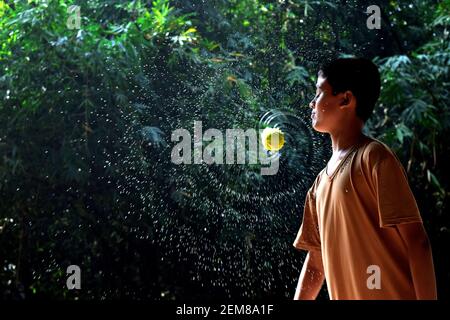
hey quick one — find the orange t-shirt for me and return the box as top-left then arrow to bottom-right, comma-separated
293,136 -> 423,300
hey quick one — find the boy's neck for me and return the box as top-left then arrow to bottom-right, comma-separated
329,128 -> 365,153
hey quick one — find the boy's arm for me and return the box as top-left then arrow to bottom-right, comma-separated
396,222 -> 437,300
293,250 -> 325,300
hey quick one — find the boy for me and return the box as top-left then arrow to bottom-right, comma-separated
293,58 -> 437,300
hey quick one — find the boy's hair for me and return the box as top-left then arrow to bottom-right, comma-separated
318,57 -> 381,122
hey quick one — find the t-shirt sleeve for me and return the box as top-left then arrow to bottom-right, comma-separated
373,151 -> 423,228
293,188 -> 321,251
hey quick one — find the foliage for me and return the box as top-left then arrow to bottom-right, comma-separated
0,0 -> 448,300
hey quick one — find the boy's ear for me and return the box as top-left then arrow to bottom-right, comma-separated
339,91 -> 353,108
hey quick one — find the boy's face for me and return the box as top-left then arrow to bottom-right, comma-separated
309,74 -> 350,133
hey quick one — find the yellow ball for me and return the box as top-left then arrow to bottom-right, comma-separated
261,127 -> 285,152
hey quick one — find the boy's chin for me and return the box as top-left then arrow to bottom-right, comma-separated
312,123 -> 329,133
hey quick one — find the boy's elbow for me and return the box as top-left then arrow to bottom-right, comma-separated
306,250 -> 324,274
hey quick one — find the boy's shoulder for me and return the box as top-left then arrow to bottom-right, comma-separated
359,137 -> 410,182
361,136 -> 399,167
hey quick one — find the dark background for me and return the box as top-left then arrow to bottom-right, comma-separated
0,0 -> 448,300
